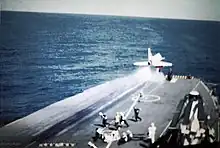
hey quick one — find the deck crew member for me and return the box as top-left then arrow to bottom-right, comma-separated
126,130 -> 133,141
99,112 -> 108,127
133,107 -> 142,122
93,128 -> 100,142
212,88 -> 217,96
115,112 -> 121,129
122,132 -> 128,142
167,68 -> 173,81
120,112 -> 129,127
148,122 -> 157,143
118,130 -> 133,145
118,132 -> 128,145
138,92 -> 143,102
139,93 -> 143,98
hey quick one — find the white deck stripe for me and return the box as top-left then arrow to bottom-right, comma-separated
200,81 -> 217,108
192,81 -> 200,91
25,141 -> 36,148
105,141 -> 112,148
159,120 -> 172,137
125,82 -> 164,119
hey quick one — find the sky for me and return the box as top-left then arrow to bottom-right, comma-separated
1,0 -> 220,21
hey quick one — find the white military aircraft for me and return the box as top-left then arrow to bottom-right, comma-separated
133,48 -> 172,71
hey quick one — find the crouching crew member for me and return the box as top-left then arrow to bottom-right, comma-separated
118,130 -> 133,145
126,130 -> 133,141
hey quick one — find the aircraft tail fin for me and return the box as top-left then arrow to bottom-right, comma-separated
148,48 -> 152,61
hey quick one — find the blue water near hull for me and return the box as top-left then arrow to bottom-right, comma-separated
0,11 -> 220,126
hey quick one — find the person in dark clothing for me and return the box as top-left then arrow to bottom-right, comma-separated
167,68 -> 173,81
187,74 -> 192,79
118,132 -> 128,145
212,88 -> 217,96
133,107 -> 142,122
197,95 -> 206,121
99,112 -> 109,127
93,128 -> 100,142
120,112 -> 129,127
138,92 -> 143,102
102,114 -> 108,127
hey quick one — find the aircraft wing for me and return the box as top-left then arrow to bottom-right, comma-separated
133,61 -> 149,66
152,61 -> 173,67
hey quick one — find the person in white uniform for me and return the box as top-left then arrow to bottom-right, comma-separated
148,122 -> 157,143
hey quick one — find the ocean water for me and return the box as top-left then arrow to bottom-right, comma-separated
0,11 -> 220,126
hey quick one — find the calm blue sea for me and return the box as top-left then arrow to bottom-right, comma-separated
0,11 -> 220,126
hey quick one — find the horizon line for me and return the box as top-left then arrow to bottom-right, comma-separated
2,10 -> 220,23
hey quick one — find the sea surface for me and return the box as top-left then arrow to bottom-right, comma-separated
0,11 -> 220,126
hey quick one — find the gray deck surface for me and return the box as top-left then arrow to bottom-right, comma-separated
43,78 -> 208,148
0,78 -> 217,148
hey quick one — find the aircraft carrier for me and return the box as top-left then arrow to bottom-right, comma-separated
0,49 -> 219,148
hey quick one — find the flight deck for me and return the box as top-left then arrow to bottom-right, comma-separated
43,78 -> 209,148
1,76 -> 218,148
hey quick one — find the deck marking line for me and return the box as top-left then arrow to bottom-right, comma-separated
25,141 -> 36,148
106,141 -> 112,148
200,81 -> 217,108
125,82 -> 164,119
192,81 -> 200,91
159,120 -> 172,137
140,95 -> 160,103
130,81 -> 153,101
